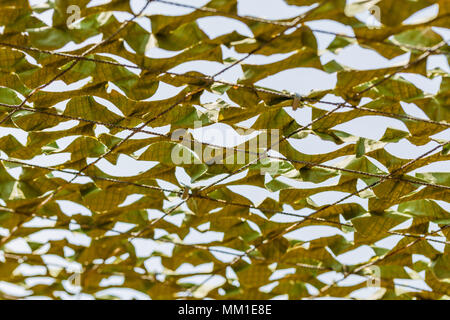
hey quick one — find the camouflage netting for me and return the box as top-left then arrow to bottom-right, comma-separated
0,0 -> 449,299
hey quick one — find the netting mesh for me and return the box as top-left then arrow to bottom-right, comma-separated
0,0 -> 449,299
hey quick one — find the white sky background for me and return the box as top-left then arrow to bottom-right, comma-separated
0,0 -> 449,299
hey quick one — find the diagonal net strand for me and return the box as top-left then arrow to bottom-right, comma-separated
1,42 -> 447,129
0,0 -> 156,247
187,139 -> 450,297
42,1 -> 332,281
1,156 -> 449,246
0,0 -> 448,300
0,89 -> 447,192
0,1 -> 154,126
308,224 -> 450,298
194,40 -> 446,203
0,120 -> 449,190
183,43 -> 449,297
4,194 -> 448,296
124,1 -> 332,239
151,0 -> 449,55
